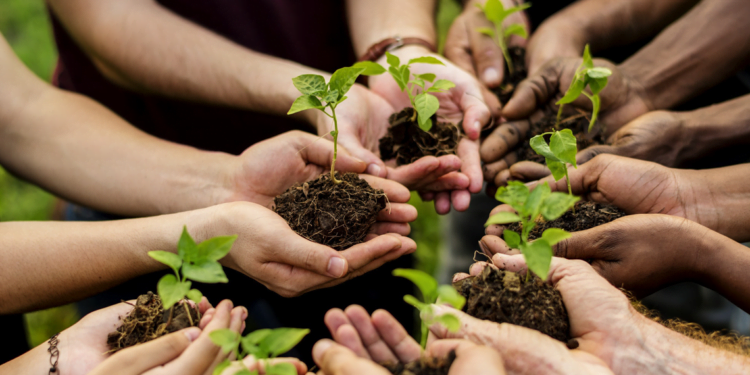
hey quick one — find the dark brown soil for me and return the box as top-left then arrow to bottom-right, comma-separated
507,201 -> 626,240
107,292 -> 200,353
383,351 -> 455,375
516,107 -> 606,164
493,46 -> 527,104
273,172 -> 386,250
453,266 -> 571,343
379,107 -> 461,166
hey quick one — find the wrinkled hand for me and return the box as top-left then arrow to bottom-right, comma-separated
525,19 -> 586,75
370,45 -> 494,213
210,200 -> 416,298
444,0 -> 529,89
481,214 -> 713,298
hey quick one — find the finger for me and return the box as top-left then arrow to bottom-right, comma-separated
444,15 -> 477,76
460,90 -> 491,141
166,300 -> 236,374
469,261 -> 492,276
551,225 -> 608,260
360,175 -> 411,203
386,155 -> 464,190
276,234 -> 351,278
443,342 -> 506,375
371,309 -> 422,363
296,132 -> 368,175
96,329 -> 200,375
344,305 -> 399,363
491,253 -> 529,273
470,24 -> 504,87
452,272 -> 471,283
450,189 -> 471,212
492,169 -> 513,187
313,340 -> 390,375
482,85 -> 503,121
199,308 -> 215,329
341,234 -> 406,270
244,357 -> 308,375
458,137 -> 483,194
480,120 -> 529,163
416,172 -> 471,192
334,324 -> 372,360
199,297 -> 212,314
369,222 -> 411,236
482,153 -> 518,182
376,204 -> 417,223
502,64 -> 560,120
419,191 -> 435,201
576,144 -> 621,165
479,235 -> 517,257
508,161 -> 551,182
434,192 -> 451,214
485,205 -> 516,235
338,132 -> 387,178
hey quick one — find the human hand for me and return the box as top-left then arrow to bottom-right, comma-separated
311,339 -> 391,375
444,0 -> 529,89
204,201 -> 416,297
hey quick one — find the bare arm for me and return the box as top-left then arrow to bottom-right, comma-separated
346,0 -> 436,56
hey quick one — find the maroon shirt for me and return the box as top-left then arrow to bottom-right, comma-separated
49,0 -> 356,155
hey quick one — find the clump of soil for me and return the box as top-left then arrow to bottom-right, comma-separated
453,266 -> 571,343
383,351 -> 456,375
107,292 -> 200,352
273,172 -> 386,250
493,46 -> 527,104
507,201 -> 626,240
379,107 -> 461,166
515,108 -> 606,164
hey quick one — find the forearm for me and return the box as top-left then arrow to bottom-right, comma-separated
619,0 -> 750,110
347,0 -> 436,57
0,208 -> 211,314
678,94 -> 750,161
47,0 -> 321,122
696,227 -> 750,313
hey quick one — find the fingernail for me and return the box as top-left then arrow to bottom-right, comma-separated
483,67 -> 500,84
184,327 -> 201,342
367,163 -> 383,177
478,240 -> 490,255
473,121 -> 481,135
313,339 -> 334,361
327,257 -> 346,278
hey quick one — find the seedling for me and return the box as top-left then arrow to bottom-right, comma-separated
529,129 -> 578,196
210,327 -> 309,375
475,0 -> 531,74
383,52 -> 456,131
555,44 -> 612,132
393,268 -> 466,348
485,181 -> 578,280
287,62 -> 385,183
148,226 -> 237,326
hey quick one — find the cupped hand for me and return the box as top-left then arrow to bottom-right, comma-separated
524,19 -> 586,75
312,339 -> 391,375
481,214 -> 713,298
211,201 -> 416,298
425,339 -> 507,375
444,0 -> 529,89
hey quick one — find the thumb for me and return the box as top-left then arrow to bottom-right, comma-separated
551,227 -> 604,260
576,144 -> 622,165
92,328 -> 200,375
502,64 -> 560,121
338,133 -> 387,177
460,90 -> 492,140
278,233 -> 350,278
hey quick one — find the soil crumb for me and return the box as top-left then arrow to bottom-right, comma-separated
379,107 -> 460,166
507,201 -> 626,240
273,172 -> 386,250
493,46 -> 527,104
383,351 -> 456,375
453,267 -> 570,342
107,292 -> 200,353
516,107 -> 607,163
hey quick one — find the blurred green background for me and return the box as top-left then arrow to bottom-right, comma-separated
1,0 -> 460,349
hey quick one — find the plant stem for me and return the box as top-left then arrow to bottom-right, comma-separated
555,104 -> 564,129
496,26 -> 514,75
420,323 -> 428,349
330,106 -> 342,184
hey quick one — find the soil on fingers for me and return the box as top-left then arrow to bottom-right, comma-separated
379,107 -> 460,166
382,351 -> 456,375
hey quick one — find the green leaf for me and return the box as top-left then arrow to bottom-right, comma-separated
287,95 -> 324,115
495,181 -> 530,212
480,0 -> 504,23
550,129 -> 578,167
524,182 -> 551,219
529,135 -> 558,161
485,211 -> 522,226
410,79 -> 426,89
414,93 -> 439,132
157,274 -> 191,310
210,329 -> 240,354
556,78 -> 585,105
404,294 -> 429,311
587,76 -> 608,96
546,159 -> 566,181
415,73 -> 436,83
436,285 -> 466,310
291,74 -> 326,95
476,27 -> 496,38
588,93 -> 601,132
393,268 -> 438,302
430,313 -> 461,332
241,329 -> 272,356
187,289 -> 203,304
520,240 -> 553,281
388,66 -> 407,91
408,56 -> 445,66
351,61 -> 386,76
503,24 -> 527,39
329,66 -> 365,100
426,79 -> 455,93
178,226 -> 198,261
267,363 -> 297,375
234,370 -> 256,375
540,228 -> 571,246
502,3 -> 532,19
212,359 -> 232,375
262,328 -> 310,358
541,193 -> 579,221
148,251 -> 182,274
386,51 -> 400,68
503,230 -> 521,249
183,260 -> 228,284
195,235 -> 237,262
587,67 -> 612,79
399,66 -> 411,90
582,44 -> 593,69
323,89 -> 339,104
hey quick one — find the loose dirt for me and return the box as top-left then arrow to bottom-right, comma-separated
516,108 -> 607,164
493,46 -> 527,105
507,201 -> 626,240
379,107 -> 460,166
383,351 -> 455,375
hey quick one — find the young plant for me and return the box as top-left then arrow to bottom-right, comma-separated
393,268 -> 466,348
529,129 -> 578,196
475,0 -> 531,75
383,52 -> 456,131
485,181 -> 578,280
555,44 -> 613,132
148,226 -> 237,326
210,327 -> 309,375
287,62 -> 385,183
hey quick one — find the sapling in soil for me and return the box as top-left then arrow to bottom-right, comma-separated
275,63 -> 387,250
377,53 -> 461,166
555,44 -> 612,132
107,227 -> 237,352
210,327 -> 309,375
529,129 -> 578,196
